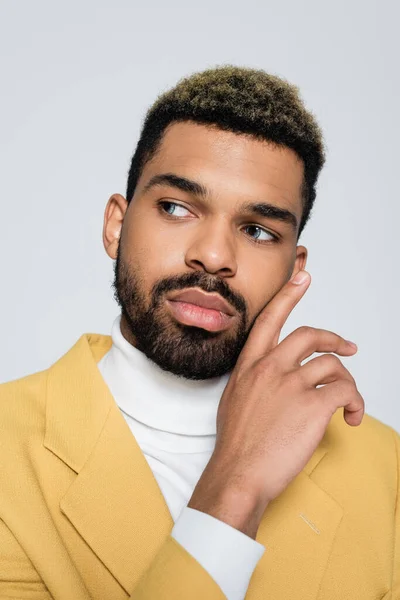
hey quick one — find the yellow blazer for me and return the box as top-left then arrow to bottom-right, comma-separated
0,333 -> 398,600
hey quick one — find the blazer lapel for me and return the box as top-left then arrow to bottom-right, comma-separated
45,332 -> 343,599
44,333 -> 174,595
249,440 -> 343,599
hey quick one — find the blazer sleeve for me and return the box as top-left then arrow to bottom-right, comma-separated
393,428 -> 400,599
130,534 -> 227,600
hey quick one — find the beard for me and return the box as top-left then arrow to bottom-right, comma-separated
111,243 -> 252,380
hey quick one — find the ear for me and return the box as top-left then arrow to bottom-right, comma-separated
289,245 -> 308,280
102,194 -> 128,259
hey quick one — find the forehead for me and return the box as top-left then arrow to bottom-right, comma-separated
141,121 -> 304,216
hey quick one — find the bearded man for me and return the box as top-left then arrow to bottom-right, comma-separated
0,65 -> 398,600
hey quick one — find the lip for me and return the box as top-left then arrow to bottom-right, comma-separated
166,299 -> 235,332
167,288 -> 235,316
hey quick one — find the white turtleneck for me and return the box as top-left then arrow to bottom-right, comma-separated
97,315 -> 265,600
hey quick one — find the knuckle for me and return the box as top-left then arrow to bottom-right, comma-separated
296,325 -> 315,340
358,392 -> 366,410
251,358 -> 270,382
259,353 -> 281,374
254,352 -> 285,382
320,353 -> 342,369
323,354 -> 356,383
335,378 -> 355,396
251,360 -> 266,381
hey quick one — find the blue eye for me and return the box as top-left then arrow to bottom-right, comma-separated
244,225 -> 278,244
159,201 -> 190,217
158,201 -> 279,244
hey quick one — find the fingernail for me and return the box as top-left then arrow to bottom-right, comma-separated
346,340 -> 358,349
291,271 -> 309,285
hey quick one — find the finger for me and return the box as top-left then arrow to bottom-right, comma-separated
315,379 -> 365,426
297,353 -> 356,388
273,326 -> 357,369
238,270 -> 311,366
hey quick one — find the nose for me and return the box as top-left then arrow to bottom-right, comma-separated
184,218 -> 238,277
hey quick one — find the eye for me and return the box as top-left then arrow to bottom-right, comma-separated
158,201 -> 279,244
158,200 -> 191,218
243,224 -> 279,244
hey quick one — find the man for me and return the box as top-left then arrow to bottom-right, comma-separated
0,65 -> 398,600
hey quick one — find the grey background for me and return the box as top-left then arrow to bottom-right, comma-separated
0,0 -> 398,430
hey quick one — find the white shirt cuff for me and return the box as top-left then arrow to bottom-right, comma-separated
171,505 -> 265,600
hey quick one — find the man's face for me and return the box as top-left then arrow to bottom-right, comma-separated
103,121 -> 307,380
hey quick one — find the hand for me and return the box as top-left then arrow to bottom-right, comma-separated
188,271 -> 364,537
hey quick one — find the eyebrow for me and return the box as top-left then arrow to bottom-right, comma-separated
142,172 -> 299,232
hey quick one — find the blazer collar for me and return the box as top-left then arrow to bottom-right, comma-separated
44,333 -> 343,599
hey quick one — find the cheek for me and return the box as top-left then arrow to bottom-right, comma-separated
240,253 -> 292,316
124,215 -> 183,280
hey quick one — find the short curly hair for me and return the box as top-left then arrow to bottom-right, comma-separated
126,64 -> 325,238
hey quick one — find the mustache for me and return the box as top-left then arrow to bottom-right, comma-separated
152,272 -> 247,316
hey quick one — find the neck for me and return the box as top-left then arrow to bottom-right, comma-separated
96,315 -> 231,440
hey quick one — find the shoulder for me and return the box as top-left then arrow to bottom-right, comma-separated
0,369 -> 48,433
330,408 -> 399,454
0,369 -> 51,495
324,408 -> 399,493
0,332 -> 112,432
